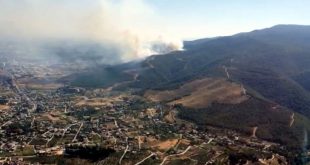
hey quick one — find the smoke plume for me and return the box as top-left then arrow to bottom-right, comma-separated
0,0 -> 183,63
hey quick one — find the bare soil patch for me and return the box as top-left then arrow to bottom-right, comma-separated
145,78 -> 249,108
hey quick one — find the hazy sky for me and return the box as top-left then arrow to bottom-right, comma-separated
1,0 -> 310,40
146,0 -> 310,39
1,0 -> 310,61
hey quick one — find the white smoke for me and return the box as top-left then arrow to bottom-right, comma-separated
0,0 -> 183,62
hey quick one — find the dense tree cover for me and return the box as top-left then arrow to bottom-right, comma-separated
293,71 -> 310,92
177,97 -> 310,148
68,67 -> 132,88
65,144 -> 115,161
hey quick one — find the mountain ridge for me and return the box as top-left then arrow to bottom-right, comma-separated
67,24 -> 310,148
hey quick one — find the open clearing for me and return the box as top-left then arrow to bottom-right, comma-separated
0,105 -> 9,111
152,139 -> 179,151
42,113 -> 61,122
20,83 -> 63,90
145,78 -> 248,108
17,77 -> 64,90
75,96 -> 123,107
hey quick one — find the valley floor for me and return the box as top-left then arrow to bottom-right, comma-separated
0,60 -> 307,165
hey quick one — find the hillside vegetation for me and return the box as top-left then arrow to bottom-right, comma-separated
68,25 -> 310,148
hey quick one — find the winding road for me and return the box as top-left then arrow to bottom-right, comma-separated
61,123 -> 80,139
134,153 -> 156,165
223,66 -> 230,79
72,122 -> 83,142
289,113 -> 295,127
241,85 -> 247,95
119,145 -> 129,165
46,133 -> 55,146
30,117 -> 35,128
252,127 -> 258,138
160,146 -> 192,165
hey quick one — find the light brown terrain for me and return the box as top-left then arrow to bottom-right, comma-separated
41,113 -> 61,122
152,139 -> 179,150
164,111 -> 176,123
0,105 -> 9,111
20,83 -> 64,90
145,78 -> 249,108
75,95 -> 123,107
75,98 -> 113,107
16,77 -> 63,90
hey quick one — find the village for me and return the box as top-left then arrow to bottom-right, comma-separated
0,58 -> 291,165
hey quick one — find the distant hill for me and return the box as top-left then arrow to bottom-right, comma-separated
68,25 -> 310,148
131,25 -> 310,117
